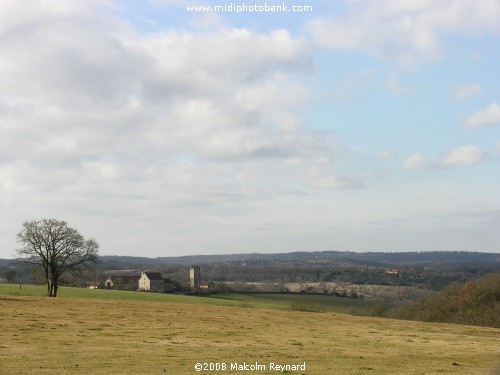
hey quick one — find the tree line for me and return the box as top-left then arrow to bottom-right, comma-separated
136,262 -> 496,290
386,273 -> 500,327
351,273 -> 500,328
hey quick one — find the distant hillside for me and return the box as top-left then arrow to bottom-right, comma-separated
96,251 -> 500,269
94,252 -> 500,289
3,251 -> 499,293
3,251 -> 499,269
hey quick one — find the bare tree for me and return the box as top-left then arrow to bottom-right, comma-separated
16,219 -> 99,297
1,268 -> 17,283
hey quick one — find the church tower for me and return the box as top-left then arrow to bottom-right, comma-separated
189,265 -> 200,293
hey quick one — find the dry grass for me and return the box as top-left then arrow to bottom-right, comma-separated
0,295 -> 499,374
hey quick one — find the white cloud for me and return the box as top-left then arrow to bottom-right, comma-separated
402,154 -> 432,170
307,0 -> 500,63
310,175 -> 363,189
441,146 -> 486,167
451,83 -> 483,101
465,102 -> 500,128
402,146 -> 486,170
2,1 -> 497,256
0,0 -> 367,257
0,2 -> 327,168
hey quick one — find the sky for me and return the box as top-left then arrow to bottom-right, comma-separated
1,0 -> 499,258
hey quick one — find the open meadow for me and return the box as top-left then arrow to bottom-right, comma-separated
0,284 -> 373,313
1,285 -> 499,374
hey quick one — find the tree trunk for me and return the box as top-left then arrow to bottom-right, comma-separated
45,268 -> 51,296
47,278 -> 52,297
47,277 -> 58,297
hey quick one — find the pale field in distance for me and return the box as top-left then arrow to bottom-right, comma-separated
0,294 -> 499,374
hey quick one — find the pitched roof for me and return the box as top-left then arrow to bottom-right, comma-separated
144,272 -> 164,281
108,275 -> 140,283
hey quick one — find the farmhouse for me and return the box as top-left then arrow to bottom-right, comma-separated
85,282 -> 99,289
103,267 -> 213,294
105,275 -> 141,290
199,281 -> 216,293
105,272 -> 176,293
138,272 -> 165,293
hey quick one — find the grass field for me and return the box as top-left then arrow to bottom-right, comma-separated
1,284 -> 499,374
0,284 -> 377,313
207,293 -> 375,313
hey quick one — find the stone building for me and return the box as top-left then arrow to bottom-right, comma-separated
104,275 -> 141,290
199,281 -> 216,293
138,272 -> 164,293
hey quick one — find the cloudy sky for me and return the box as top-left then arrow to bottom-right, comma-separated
1,0 -> 499,258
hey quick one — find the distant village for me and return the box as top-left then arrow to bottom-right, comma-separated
104,265 -> 216,294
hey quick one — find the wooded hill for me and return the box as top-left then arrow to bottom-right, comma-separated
98,251 -> 499,290
2,251 -> 499,291
98,250 -> 500,268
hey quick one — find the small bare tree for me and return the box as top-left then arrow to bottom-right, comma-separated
1,268 -> 17,283
16,219 -> 99,297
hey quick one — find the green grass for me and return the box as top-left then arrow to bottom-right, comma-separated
0,283 -> 378,313
1,283 -> 236,305
207,292 -> 375,313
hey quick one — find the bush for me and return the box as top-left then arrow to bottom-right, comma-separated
387,273 -> 500,328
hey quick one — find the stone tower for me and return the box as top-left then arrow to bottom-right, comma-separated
189,265 -> 200,293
